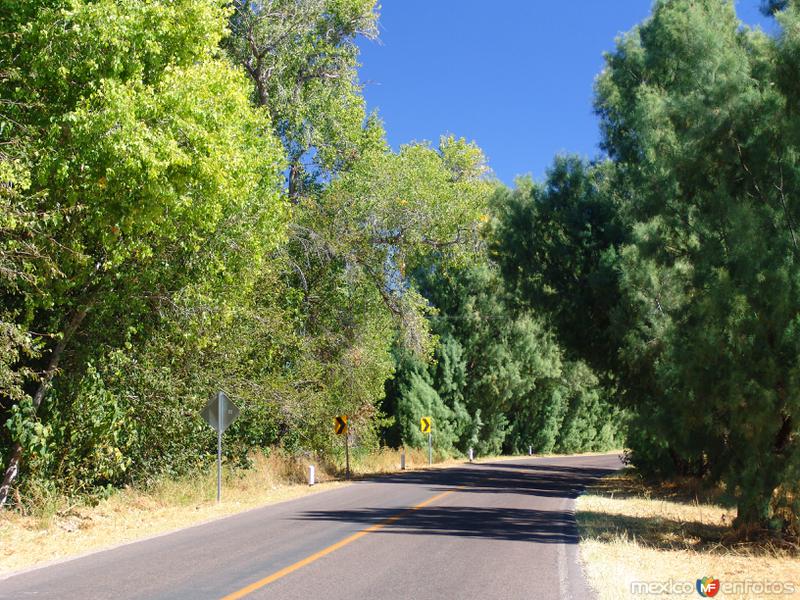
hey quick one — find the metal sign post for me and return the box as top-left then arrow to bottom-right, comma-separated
201,391 -> 240,504
334,416 -> 349,480
217,392 -> 222,503
345,432 -> 351,480
420,417 -> 432,466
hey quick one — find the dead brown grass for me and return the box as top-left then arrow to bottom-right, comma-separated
577,471 -> 800,600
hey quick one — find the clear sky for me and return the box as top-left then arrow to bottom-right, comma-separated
357,1 -> 776,185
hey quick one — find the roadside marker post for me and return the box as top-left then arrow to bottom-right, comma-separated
428,433 -> 432,466
334,416 -> 349,480
308,465 -> 315,486
420,417 -> 432,465
529,445 -> 533,456
200,391 -> 240,503
468,447 -> 473,462
217,415 -> 222,502
346,433 -> 350,480
400,447 -> 406,470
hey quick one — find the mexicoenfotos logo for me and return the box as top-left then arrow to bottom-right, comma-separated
631,577 -> 795,596
696,576 -> 720,597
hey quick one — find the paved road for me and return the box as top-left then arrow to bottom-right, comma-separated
0,453 -> 622,600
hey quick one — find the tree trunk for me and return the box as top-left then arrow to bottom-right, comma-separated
0,305 -> 90,508
732,415 -> 794,532
734,497 -> 772,530
288,160 -> 301,203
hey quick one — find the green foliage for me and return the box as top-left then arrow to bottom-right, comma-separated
0,112 -> 53,408
220,0 -> 494,463
383,350 -> 461,451
761,0 -> 789,16
553,362 -> 626,454
226,0 -> 380,195
601,0 -> 800,528
487,0 -> 800,530
1,0 -> 285,496
1,0 -> 503,503
2,0 -> 627,509
489,0 -> 800,531
491,158 -> 631,376
385,260 -> 625,457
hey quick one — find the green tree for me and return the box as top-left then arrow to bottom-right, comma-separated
491,159 -> 631,376
0,0 -> 285,504
595,0 -> 800,528
221,0 -> 494,460
391,258 -> 624,457
226,0 -> 379,199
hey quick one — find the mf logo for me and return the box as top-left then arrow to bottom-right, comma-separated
696,576 -> 720,597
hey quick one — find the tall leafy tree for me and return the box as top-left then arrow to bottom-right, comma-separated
222,0 -> 495,456
226,0 -> 379,199
0,0 -> 285,504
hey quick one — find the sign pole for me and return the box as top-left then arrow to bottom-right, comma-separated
201,390 -> 239,505
345,432 -> 351,480
334,415 -> 349,480
217,392 -> 222,503
428,432 -> 432,466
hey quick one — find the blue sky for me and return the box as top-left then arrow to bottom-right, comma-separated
357,1 -> 775,185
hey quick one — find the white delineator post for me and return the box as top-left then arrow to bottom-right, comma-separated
309,464 -> 315,486
529,445 -> 533,456
400,448 -> 406,470
468,448 -> 474,462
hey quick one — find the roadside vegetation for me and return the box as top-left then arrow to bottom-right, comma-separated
492,0 -> 800,539
1,0 -> 799,576
0,0 -> 621,517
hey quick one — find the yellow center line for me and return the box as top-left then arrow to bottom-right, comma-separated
220,487 -> 460,600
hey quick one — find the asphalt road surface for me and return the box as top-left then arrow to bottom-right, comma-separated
0,453 -> 622,600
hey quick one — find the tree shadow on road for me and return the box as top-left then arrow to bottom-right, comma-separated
365,459 -> 621,500
296,505 -> 584,544
296,458 -> 623,544
476,460 -> 625,475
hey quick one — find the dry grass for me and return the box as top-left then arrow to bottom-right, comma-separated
577,471 -> 800,600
